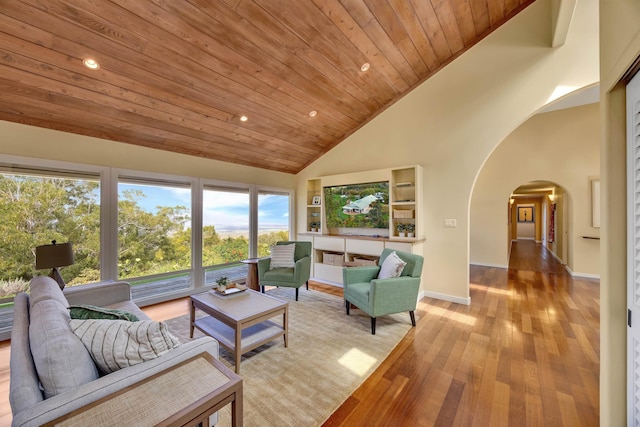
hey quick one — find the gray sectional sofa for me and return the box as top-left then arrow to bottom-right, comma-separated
9,276 -> 220,427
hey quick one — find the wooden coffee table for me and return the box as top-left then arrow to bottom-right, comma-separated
190,290 -> 288,373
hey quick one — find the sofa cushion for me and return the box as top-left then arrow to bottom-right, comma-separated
270,243 -> 296,269
377,251 -> 407,279
106,300 -> 151,321
29,276 -> 69,309
69,319 -> 181,374
69,304 -> 139,322
29,299 -> 99,399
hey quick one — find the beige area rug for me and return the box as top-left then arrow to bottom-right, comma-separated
164,288 -> 412,427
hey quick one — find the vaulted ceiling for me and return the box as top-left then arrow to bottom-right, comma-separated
0,0 -> 534,174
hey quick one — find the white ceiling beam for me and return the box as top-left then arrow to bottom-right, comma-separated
551,0 -> 578,47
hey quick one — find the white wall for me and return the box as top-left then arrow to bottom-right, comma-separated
600,1 -> 640,424
470,103 -> 600,276
297,0 -> 599,302
0,121 -> 295,189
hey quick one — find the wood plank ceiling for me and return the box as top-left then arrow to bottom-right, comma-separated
0,0 -> 534,174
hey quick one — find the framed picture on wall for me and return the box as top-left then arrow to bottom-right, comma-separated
517,206 -> 534,223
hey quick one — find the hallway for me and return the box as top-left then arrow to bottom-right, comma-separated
508,240 -> 567,275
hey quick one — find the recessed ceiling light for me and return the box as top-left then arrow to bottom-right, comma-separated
309,110 -> 317,118
240,115 -> 248,122
360,62 -> 370,72
82,58 -> 100,70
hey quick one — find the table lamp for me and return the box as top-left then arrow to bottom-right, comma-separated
35,240 -> 75,290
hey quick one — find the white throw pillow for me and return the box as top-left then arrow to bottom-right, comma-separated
69,319 -> 181,374
377,251 -> 407,279
270,243 -> 296,269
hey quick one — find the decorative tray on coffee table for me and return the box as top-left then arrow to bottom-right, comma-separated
210,284 -> 248,296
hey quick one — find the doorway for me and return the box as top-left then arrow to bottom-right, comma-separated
508,181 -> 568,268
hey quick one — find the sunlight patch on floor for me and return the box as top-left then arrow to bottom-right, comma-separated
470,283 -> 513,297
338,348 -> 377,376
428,306 -> 477,326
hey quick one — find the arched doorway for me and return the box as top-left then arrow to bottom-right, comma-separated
508,180 -> 569,273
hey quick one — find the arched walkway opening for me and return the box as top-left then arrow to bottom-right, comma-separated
507,180 -> 569,274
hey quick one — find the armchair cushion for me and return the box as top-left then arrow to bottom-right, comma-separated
377,251 -> 407,279
269,243 -> 296,269
263,267 -> 295,282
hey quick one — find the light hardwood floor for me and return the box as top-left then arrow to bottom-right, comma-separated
0,240 -> 599,426
324,240 -> 600,426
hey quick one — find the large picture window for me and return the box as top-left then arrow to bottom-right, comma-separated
0,167 -> 101,298
202,187 -> 250,285
0,156 -> 292,339
257,190 -> 290,257
117,179 -> 192,283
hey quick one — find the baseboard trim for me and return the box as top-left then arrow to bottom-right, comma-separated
564,266 -> 600,279
470,262 -> 508,269
549,249 -> 563,263
422,290 -> 471,306
309,277 -> 343,288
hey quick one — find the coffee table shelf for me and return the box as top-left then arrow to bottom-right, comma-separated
193,316 -> 284,355
190,290 -> 288,373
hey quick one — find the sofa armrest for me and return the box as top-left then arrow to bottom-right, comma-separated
11,337 -> 219,427
64,281 -> 132,307
9,294 -> 43,416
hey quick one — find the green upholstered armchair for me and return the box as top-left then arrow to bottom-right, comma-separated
257,241 -> 312,301
343,248 -> 424,334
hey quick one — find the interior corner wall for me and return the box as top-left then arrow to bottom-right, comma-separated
600,1 -> 640,424
0,121 -> 295,188
470,103 -> 600,276
296,0 -> 598,302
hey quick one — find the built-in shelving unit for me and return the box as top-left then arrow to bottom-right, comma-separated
390,166 -> 423,239
300,234 -> 419,286
299,165 -> 424,285
306,178 -> 322,234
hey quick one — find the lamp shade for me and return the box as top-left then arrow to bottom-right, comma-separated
35,242 -> 75,269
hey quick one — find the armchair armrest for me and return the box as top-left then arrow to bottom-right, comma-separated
64,281 -> 132,307
369,276 -> 421,316
293,256 -> 311,283
257,258 -> 271,280
343,266 -> 380,287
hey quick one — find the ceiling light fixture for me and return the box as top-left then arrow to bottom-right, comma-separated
309,110 -> 317,118
82,58 -> 100,70
240,115 -> 248,122
360,62 -> 370,72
